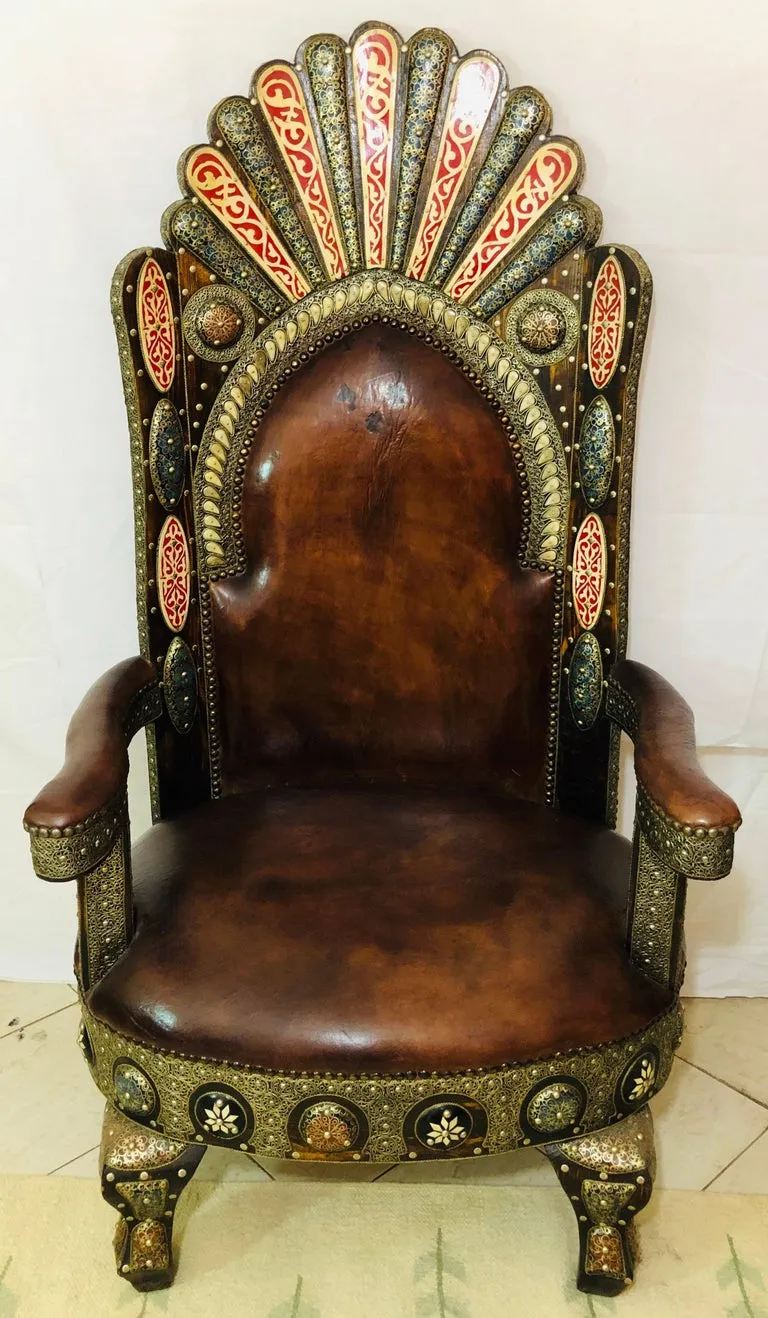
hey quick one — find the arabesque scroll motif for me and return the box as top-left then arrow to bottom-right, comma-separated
185,147 -> 310,301
406,56 -> 501,281
572,512 -> 607,631
136,258 -> 176,393
156,515 -> 191,633
588,254 -> 625,388
446,141 -> 580,301
256,64 -> 348,280
352,27 -> 399,267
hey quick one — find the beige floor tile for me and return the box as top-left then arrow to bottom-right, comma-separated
49,1141 -> 274,1184
197,1148 -> 272,1182
256,1156 -> 396,1182
381,1144 -> 556,1186
705,1129 -> 768,1194
50,1146 -> 100,1178
678,997 -> 768,1107
652,1057 -> 768,1190
0,982 -> 76,1039
0,1003 -> 105,1174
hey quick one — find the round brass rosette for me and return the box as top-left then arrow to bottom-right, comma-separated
506,287 -> 580,367
199,301 -> 241,346
183,285 -> 256,363
287,1095 -> 369,1159
299,1101 -> 359,1152
520,303 -> 565,351
521,1076 -> 587,1139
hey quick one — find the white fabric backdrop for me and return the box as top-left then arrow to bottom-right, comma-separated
2,0 -> 767,989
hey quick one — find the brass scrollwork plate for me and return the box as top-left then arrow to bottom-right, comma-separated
81,998 -> 682,1163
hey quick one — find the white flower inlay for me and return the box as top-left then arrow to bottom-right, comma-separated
628,1058 -> 656,1102
203,1097 -> 240,1135
426,1108 -> 468,1147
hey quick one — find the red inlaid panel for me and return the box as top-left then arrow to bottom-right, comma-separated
446,142 -> 580,303
352,27 -> 399,268
256,64 -> 347,280
157,515 -> 191,633
572,513 -> 607,631
407,56 -> 501,282
136,258 -> 176,393
186,146 -> 310,301
588,254 -> 626,389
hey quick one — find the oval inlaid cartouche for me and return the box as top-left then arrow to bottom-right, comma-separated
588,253 -> 626,389
136,257 -> 176,392
572,512 -> 607,631
578,396 -> 615,509
163,637 -> 197,734
568,631 -> 603,729
148,399 -> 185,509
156,515 -> 191,633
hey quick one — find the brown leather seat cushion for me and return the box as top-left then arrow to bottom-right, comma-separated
88,789 -> 672,1074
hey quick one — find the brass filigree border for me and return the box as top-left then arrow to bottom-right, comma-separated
24,681 -> 161,881
111,252 -> 163,820
635,786 -> 735,880
78,823 -> 133,990
193,270 -> 569,578
628,828 -> 684,986
26,793 -> 127,882
604,248 -> 653,827
80,998 -> 682,1163
605,676 -> 737,880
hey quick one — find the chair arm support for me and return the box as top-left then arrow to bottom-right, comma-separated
23,657 -> 161,881
606,660 -> 741,880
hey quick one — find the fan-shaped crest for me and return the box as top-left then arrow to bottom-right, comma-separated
162,23 -> 600,321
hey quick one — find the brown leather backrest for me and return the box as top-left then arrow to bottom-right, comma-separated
210,324 -> 554,799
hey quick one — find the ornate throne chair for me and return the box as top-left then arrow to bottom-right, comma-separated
24,23 -> 740,1297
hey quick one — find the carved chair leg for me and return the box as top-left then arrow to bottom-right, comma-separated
99,1104 -> 207,1291
539,1107 -> 655,1297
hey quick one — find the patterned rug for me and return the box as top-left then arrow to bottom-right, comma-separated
0,1177 -> 765,1317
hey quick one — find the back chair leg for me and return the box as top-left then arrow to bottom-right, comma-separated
99,1104 -> 207,1291
539,1106 -> 655,1296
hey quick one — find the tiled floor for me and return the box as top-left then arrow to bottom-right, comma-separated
0,983 -> 766,1193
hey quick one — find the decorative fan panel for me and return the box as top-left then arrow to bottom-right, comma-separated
161,23 -> 601,318
114,22 -> 652,823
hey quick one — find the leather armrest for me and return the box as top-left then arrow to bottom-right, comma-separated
23,657 -> 160,879
606,660 -> 741,879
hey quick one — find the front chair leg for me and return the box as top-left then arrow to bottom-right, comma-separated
540,1106 -> 655,1297
100,1104 -> 207,1291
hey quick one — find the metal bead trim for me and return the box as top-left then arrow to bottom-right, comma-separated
25,794 -> 127,882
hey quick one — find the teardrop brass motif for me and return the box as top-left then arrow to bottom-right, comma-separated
568,632 -> 603,729
578,396 -> 615,509
148,400 -> 185,509
163,637 -> 198,734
